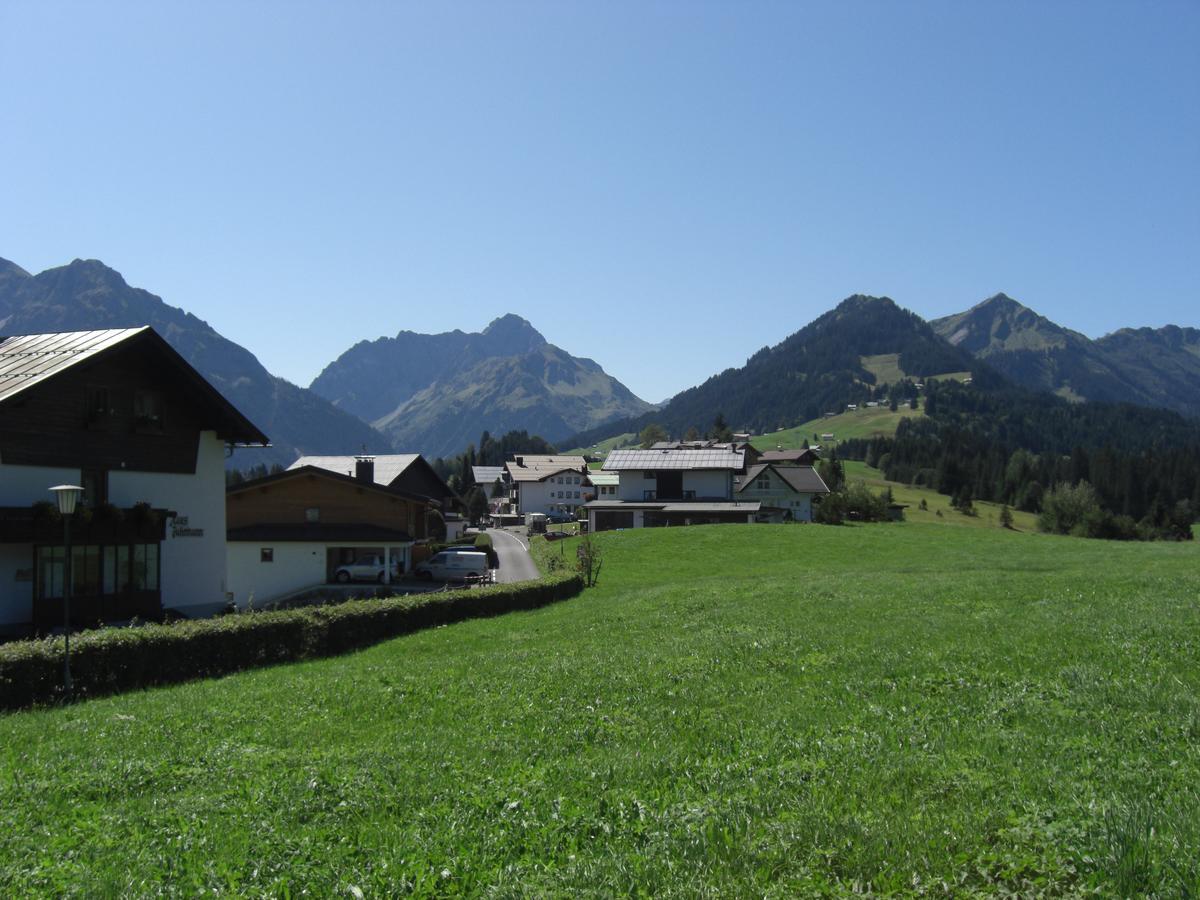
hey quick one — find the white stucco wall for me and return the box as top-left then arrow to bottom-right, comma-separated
0,543 -> 34,626
615,469 -> 732,501
738,469 -> 817,521
518,474 -> 586,515
0,434 -> 232,621
109,431 -> 231,617
227,542 -> 327,609
0,463 -> 77,626
0,464 -> 82,505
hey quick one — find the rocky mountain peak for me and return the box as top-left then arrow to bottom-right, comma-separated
481,313 -> 547,353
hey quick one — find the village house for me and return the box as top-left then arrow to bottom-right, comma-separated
583,445 -> 759,531
289,453 -> 457,535
504,455 -> 590,517
732,463 -> 830,523
225,462 -> 440,608
0,327 -> 268,635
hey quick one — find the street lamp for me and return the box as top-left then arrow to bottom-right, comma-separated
49,484 -> 83,700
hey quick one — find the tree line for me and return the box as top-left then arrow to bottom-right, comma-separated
840,380 -> 1199,540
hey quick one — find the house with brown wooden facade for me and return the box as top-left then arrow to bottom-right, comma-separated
225,460 -> 444,608
0,327 -> 268,636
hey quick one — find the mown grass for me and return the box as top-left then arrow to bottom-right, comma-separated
843,459 -> 1041,532
563,432 -> 637,460
755,405 -> 923,451
1,524 -> 1197,895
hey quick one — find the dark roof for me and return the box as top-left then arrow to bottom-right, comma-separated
0,327 -> 269,445
759,449 -> 820,464
736,464 -> 830,494
227,464 -> 434,504
228,523 -> 414,542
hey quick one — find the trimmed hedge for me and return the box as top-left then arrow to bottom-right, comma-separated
0,572 -> 582,710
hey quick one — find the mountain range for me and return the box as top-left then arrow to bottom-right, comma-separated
933,294 -> 1200,419
310,315 -> 654,458
3,255 -> 1196,467
565,294 -> 994,448
0,257 -> 388,469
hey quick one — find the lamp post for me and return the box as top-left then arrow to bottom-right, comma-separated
49,484 -> 83,700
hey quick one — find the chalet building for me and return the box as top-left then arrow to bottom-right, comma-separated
584,444 -> 830,531
732,463 -> 830,523
0,328 -> 268,635
583,445 -> 759,531
504,455 -> 590,517
225,463 -> 439,608
289,454 -> 457,536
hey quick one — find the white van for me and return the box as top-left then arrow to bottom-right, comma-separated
414,550 -> 489,582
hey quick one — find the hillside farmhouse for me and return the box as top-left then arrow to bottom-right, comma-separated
0,327 -> 268,635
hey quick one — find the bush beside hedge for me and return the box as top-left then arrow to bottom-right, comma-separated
0,572 -> 582,710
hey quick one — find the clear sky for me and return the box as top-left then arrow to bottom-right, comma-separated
2,1 -> 1197,403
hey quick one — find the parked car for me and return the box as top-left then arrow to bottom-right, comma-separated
545,512 -> 574,524
413,550 -> 489,582
333,555 -> 401,584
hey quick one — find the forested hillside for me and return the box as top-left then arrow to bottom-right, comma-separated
567,295 -> 988,447
840,379 -> 1200,539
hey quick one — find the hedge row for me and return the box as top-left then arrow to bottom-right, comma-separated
0,572 -> 582,710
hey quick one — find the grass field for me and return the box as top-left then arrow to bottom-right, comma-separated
2,524 -> 1198,895
754,405 -> 923,451
859,353 -> 972,388
843,460 -> 1041,531
562,432 -> 637,459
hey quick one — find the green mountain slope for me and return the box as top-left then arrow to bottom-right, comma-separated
933,293 -> 1200,415
567,294 -> 988,448
311,315 -> 654,457
0,257 -> 391,468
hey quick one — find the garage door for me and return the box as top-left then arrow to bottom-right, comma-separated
594,510 -> 635,532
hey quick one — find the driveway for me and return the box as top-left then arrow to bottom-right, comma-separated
486,527 -> 540,584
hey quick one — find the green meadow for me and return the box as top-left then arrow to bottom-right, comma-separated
754,405 -> 923,451
1,523 -> 1198,896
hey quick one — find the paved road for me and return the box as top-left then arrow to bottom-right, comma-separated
487,527 -> 540,584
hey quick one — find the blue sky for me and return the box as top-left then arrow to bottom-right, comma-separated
2,1 -> 1196,403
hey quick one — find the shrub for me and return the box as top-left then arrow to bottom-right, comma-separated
0,572 -> 582,710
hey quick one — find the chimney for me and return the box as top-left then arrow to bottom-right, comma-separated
355,455 -> 376,483
515,456 -> 525,467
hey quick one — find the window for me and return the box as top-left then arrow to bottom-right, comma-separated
305,508 -> 320,522
85,386 -> 112,424
134,390 -> 164,432
557,476 -> 563,484
36,543 -> 159,599
81,469 -> 109,506
756,475 -> 771,490
261,548 -> 274,563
